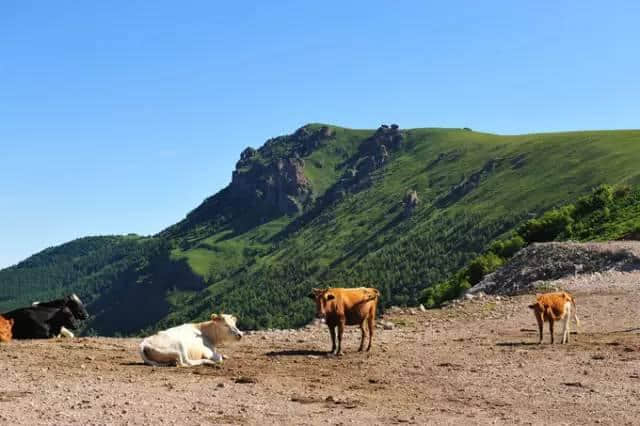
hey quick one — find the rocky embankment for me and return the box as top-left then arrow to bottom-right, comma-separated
469,241 -> 640,296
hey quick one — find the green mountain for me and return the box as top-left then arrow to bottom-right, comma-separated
2,124 -> 640,335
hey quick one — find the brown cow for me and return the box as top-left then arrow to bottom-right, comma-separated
309,287 -> 380,356
528,291 -> 580,344
0,315 -> 13,343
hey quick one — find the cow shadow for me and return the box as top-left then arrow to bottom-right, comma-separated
265,349 -> 328,357
495,341 -> 540,347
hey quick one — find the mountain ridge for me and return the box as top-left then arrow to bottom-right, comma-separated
2,124 -> 640,335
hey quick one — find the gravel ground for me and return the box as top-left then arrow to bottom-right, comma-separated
1,248 -> 640,425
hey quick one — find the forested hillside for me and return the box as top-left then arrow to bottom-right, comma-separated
2,124 -> 640,335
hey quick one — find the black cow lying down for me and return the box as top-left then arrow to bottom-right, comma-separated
2,294 -> 89,339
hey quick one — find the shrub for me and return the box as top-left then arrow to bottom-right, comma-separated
489,235 -> 525,258
518,206 -> 574,242
466,252 -> 504,285
575,185 -> 614,217
420,278 -> 470,308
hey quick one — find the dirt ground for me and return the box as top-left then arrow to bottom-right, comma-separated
1,276 -> 639,425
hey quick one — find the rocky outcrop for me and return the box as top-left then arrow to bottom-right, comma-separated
468,242 -> 640,295
224,125 -> 341,218
231,157 -> 312,216
358,124 -> 403,172
325,124 -> 404,203
290,126 -> 335,156
427,150 -> 461,169
403,190 -> 419,217
510,154 -> 527,170
437,158 -> 503,207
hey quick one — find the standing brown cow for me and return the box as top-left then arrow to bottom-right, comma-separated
309,287 -> 380,356
528,291 -> 580,344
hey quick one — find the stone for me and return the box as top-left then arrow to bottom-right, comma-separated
380,321 -> 394,330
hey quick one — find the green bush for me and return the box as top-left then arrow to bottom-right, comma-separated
489,235 -> 525,258
575,185 -> 614,217
518,206 -> 574,243
466,252 -> 504,285
420,278 -> 470,308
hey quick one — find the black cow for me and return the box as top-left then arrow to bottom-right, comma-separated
31,294 -> 89,321
2,294 -> 89,339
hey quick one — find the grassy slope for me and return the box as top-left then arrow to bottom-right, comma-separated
2,126 -> 640,334
157,128 -> 640,330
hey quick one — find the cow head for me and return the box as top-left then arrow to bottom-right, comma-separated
205,313 -> 243,344
308,288 -> 335,320
66,294 -> 89,320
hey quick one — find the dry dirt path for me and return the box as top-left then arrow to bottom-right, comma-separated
1,277 -> 639,425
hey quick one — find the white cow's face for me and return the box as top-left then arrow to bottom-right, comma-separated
210,314 -> 243,342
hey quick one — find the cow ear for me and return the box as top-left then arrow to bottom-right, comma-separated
211,314 -> 219,320
528,303 -> 536,310
325,293 -> 335,301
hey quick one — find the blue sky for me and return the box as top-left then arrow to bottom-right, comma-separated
1,1 -> 638,268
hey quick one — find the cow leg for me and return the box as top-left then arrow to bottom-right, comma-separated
336,320 -> 345,356
328,326 -> 337,354
366,314 -> 375,351
59,327 -> 74,338
358,320 -> 366,352
176,344 -> 222,367
176,341 -> 197,367
562,316 -> 570,344
202,346 -> 224,363
562,307 -> 571,344
535,314 -> 543,344
548,319 -> 555,344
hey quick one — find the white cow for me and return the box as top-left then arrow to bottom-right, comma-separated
139,314 -> 243,367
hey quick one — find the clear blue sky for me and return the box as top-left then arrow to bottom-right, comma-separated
1,1 -> 638,268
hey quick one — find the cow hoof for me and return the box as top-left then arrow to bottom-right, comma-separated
336,352 -> 344,357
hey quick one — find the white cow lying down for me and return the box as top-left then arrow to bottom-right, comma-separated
140,314 -> 243,367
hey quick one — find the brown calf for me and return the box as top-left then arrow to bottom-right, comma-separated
309,287 -> 380,355
528,291 -> 580,344
0,315 -> 14,343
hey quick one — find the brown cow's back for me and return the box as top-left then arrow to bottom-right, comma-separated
325,287 -> 379,326
536,292 -> 572,320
